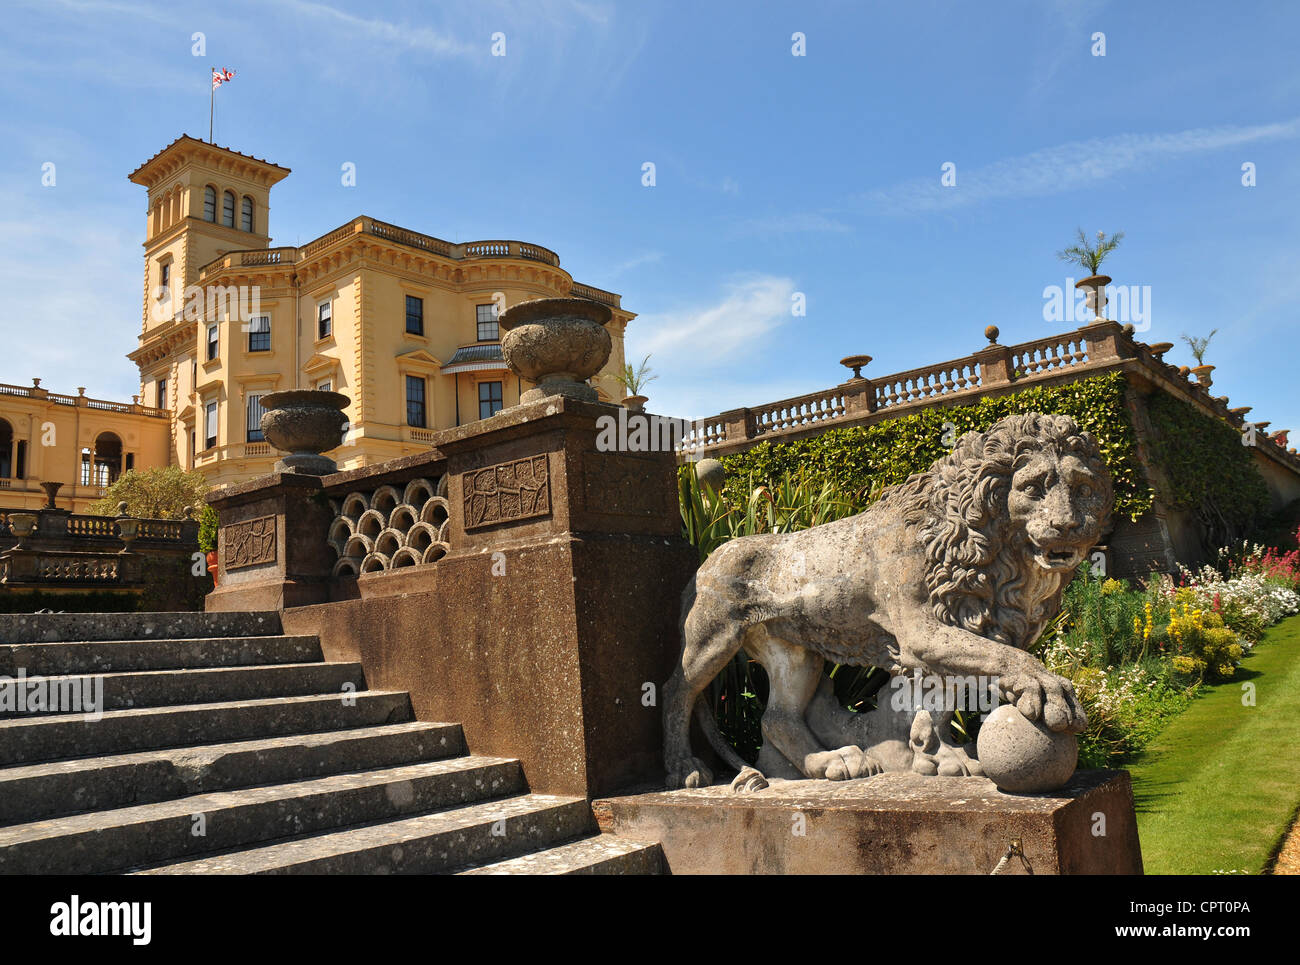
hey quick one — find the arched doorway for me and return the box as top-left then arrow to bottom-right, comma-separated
81,432 -> 123,493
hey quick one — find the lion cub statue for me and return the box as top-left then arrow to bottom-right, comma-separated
664,413 -> 1113,791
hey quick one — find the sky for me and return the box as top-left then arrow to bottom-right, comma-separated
1,0 -> 1298,434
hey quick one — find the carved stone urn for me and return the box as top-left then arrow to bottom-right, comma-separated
499,298 -> 612,405
115,515 -> 140,554
39,481 -> 63,509
623,395 -> 648,413
1075,274 -> 1111,322
259,390 -> 350,475
8,512 -> 37,548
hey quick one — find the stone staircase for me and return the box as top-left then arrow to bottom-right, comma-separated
0,611 -> 662,875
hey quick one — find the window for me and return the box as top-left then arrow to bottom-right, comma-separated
156,378 -> 167,409
406,375 -> 426,428
476,303 -> 499,341
159,262 -> 170,294
405,295 -> 424,335
240,196 -> 254,232
206,323 -> 219,361
478,381 -> 503,420
205,402 -> 218,450
221,190 -> 235,227
316,380 -> 332,392
203,186 -> 216,222
190,430 -> 196,467
317,301 -> 332,339
246,394 -> 266,443
247,315 -> 270,352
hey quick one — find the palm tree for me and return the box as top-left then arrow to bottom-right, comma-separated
616,354 -> 657,396
1180,330 -> 1218,366
1057,228 -> 1124,277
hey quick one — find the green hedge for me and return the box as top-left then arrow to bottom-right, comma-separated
721,372 -> 1155,521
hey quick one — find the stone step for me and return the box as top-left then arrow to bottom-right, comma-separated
455,834 -> 665,875
0,691 -> 413,765
0,721 -> 465,826
0,635 -> 323,676
0,662 -> 366,718
0,611 -> 283,645
133,793 -> 593,874
0,756 -> 525,875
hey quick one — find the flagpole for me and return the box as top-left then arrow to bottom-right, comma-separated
209,68 -> 214,142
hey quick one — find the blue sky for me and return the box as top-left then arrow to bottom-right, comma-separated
2,0 -> 1298,434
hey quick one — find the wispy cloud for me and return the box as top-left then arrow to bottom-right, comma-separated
272,0 -> 478,58
732,212 -> 852,236
862,118 -> 1300,214
606,251 -> 664,276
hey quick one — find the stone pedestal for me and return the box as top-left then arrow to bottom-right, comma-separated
593,769 -> 1143,875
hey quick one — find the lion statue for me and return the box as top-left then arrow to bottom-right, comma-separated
663,413 -> 1114,791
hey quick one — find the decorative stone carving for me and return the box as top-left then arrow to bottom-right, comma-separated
328,475 -> 450,577
464,456 -> 551,530
224,515 -> 277,570
260,390 -> 350,476
499,297 -> 612,405
663,413 -> 1114,794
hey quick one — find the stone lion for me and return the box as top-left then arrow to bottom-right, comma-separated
663,413 -> 1113,791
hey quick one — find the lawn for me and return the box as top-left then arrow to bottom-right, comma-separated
1128,613 -> 1300,874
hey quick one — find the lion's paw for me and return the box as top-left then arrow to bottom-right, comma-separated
665,757 -> 714,790
936,743 -> 984,777
812,745 -> 883,782
729,766 -> 769,794
1002,660 -> 1089,734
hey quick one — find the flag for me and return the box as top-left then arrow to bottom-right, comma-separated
212,68 -> 235,90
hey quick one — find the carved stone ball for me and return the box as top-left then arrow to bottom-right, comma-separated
260,390 -> 350,476
695,458 -> 725,496
499,297 -> 613,405
984,325 -> 1000,343
976,704 -> 1077,793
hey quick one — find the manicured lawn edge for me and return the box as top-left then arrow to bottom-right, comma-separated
1127,614 -> 1300,874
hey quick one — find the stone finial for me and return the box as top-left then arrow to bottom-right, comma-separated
984,325 -> 1000,344
1121,323 -> 1135,337
839,355 -> 872,381
31,378 -> 41,388
116,501 -> 129,516
259,390 -> 351,475
499,297 -> 613,405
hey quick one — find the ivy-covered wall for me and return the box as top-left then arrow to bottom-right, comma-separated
720,372 -> 1156,522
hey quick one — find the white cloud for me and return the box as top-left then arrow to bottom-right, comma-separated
733,212 -> 852,236
862,117 -> 1300,214
272,0 -> 478,58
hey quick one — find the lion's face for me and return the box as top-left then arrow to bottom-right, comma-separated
1007,447 -> 1109,572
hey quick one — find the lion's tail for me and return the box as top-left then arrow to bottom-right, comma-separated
693,698 -> 753,776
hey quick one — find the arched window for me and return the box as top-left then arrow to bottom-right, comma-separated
203,186 -> 216,222
222,190 -> 235,227
82,432 -> 123,491
0,418 -> 12,479
241,196 -> 254,232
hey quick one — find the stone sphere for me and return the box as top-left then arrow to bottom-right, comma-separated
976,704 -> 1077,793
695,458 -> 725,495
499,297 -> 612,404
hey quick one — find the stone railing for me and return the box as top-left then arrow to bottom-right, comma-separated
568,282 -> 622,308
680,319 -> 1300,472
0,383 -> 168,419
320,457 -> 452,580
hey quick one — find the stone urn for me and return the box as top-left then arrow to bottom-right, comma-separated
1075,274 -> 1111,322
623,395 -> 648,413
1191,364 -> 1215,387
840,355 -> 872,380
259,390 -> 350,475
499,297 -> 612,405
8,512 -> 37,548
39,481 -> 63,509
115,516 -> 140,554
1147,341 -> 1174,359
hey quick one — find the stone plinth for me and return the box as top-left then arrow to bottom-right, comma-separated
207,396 -> 699,798
593,769 -> 1143,875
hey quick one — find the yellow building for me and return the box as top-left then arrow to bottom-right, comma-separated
0,381 -> 170,512
126,136 -> 635,488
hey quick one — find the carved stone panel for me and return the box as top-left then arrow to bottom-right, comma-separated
224,515 -> 278,570
463,456 -> 552,531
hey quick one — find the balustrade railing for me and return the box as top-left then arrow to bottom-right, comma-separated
753,388 -> 849,436
875,358 -> 982,410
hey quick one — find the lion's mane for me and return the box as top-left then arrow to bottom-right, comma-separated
880,414 -> 1112,650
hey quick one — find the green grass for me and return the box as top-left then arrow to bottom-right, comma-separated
1127,613 -> 1300,874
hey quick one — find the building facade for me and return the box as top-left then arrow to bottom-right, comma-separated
0,381 -> 170,513
127,136 -> 635,488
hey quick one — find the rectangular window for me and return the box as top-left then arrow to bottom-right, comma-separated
190,430 -> 196,467
316,379 -> 332,392
246,393 -> 266,443
160,262 -> 170,293
317,301 -> 332,339
247,315 -> 270,352
405,375 -> 426,428
476,303 -> 499,342
478,380 -> 503,420
14,440 -> 26,480
206,323 -> 219,361
205,401 -> 218,450
405,295 -> 424,335
156,378 -> 167,409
